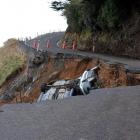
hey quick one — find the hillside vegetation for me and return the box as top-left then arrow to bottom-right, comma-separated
0,39 -> 26,86
51,0 -> 139,31
51,0 -> 140,58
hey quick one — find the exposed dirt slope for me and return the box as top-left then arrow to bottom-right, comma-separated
11,56 -> 140,104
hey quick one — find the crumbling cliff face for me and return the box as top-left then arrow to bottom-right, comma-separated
0,51 -> 138,104
0,49 -> 140,105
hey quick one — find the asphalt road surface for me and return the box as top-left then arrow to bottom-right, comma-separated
0,86 -> 140,140
47,47 -> 140,68
20,39 -> 140,72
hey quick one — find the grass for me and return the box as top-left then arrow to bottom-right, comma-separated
80,29 -> 92,41
0,39 -> 26,86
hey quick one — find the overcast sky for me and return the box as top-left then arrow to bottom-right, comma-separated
0,0 -> 67,46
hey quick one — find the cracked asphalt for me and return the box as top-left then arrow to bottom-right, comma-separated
20,40 -> 140,72
0,86 -> 140,140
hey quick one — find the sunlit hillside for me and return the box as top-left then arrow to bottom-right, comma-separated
0,39 -> 26,86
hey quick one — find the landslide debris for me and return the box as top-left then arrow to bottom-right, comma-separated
0,39 -> 140,105
1,50 -> 140,105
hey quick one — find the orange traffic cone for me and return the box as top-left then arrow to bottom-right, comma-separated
32,40 -> 37,49
36,41 -> 40,51
72,40 -> 77,50
46,40 -> 51,48
62,41 -> 67,49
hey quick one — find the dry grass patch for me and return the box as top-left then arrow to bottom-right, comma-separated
0,39 -> 26,86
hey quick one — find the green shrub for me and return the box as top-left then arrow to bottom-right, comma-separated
98,33 -> 111,45
80,29 -> 92,41
0,56 -> 24,85
98,0 -> 119,30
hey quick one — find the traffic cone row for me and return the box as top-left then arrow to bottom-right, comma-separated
32,40 -> 40,51
31,39 -> 77,51
32,39 -> 52,51
61,41 -> 77,50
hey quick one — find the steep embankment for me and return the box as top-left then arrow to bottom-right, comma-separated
0,32 -> 65,104
0,39 -> 26,87
10,53 -> 140,104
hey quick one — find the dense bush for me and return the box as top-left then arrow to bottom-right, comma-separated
97,0 -> 119,30
51,0 -> 139,33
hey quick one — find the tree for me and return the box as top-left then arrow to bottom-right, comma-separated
51,0 -> 138,32
50,1 -> 65,11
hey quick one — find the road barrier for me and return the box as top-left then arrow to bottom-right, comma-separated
62,41 -> 67,49
46,40 -> 51,48
72,41 -> 77,50
32,40 -> 37,49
